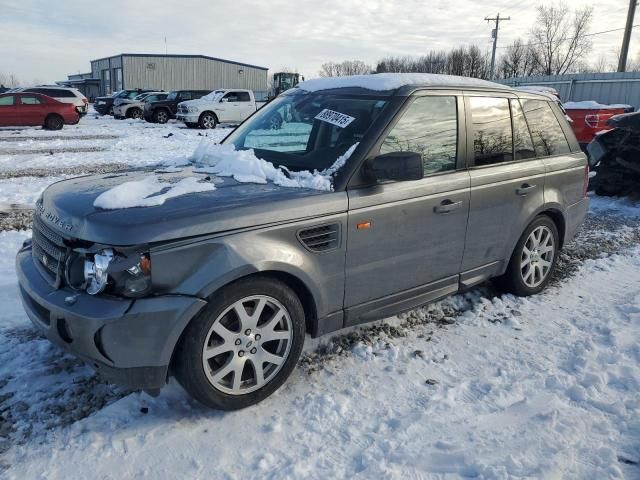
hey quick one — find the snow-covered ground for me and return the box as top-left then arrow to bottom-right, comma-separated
0,115 -> 639,479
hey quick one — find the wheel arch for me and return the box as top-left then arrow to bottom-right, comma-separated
199,110 -> 219,124
44,113 -> 63,129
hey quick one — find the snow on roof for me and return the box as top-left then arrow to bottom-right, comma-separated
516,85 -> 559,95
297,73 -> 510,93
563,100 -> 633,110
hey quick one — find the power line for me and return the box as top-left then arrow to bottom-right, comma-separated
496,24 -> 640,49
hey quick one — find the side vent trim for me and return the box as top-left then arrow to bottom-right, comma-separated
297,223 -> 341,253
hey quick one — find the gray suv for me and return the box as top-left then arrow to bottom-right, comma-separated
16,75 -> 589,410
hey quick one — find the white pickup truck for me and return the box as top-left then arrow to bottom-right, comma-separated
176,89 -> 267,129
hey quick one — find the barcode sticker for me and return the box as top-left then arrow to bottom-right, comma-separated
314,109 -> 356,128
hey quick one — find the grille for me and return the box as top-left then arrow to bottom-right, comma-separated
298,224 -> 340,252
31,214 -> 68,288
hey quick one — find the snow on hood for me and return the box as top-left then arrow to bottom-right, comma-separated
93,176 -> 215,209
92,140 -> 358,210
190,140 -> 358,190
563,100 -> 633,110
297,73 -> 508,92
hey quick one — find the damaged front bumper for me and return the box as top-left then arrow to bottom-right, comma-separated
16,245 -> 207,391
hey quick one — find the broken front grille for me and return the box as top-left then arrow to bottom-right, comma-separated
31,214 -> 68,288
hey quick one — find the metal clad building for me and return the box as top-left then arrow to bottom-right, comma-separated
498,72 -> 640,109
90,53 -> 268,97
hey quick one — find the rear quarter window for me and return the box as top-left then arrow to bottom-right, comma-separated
521,99 -> 571,157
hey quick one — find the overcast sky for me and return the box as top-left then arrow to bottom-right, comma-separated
0,0 -> 636,84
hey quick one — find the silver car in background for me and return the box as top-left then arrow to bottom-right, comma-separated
113,92 -> 167,119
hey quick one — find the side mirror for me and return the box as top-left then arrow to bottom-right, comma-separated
365,152 -> 423,182
221,98 -> 228,103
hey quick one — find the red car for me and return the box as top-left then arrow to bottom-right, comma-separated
0,92 -> 80,130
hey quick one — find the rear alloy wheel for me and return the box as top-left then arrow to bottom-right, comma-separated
128,107 -> 143,120
199,112 -> 217,129
154,109 -> 169,124
44,114 -> 63,130
494,215 -> 559,296
174,276 -> 305,410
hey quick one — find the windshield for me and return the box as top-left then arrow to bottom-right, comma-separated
112,90 -> 125,98
224,90 -> 388,171
134,93 -> 149,101
167,91 -> 178,101
202,90 -> 225,102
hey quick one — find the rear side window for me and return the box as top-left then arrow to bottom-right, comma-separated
521,99 -> 571,157
0,95 -> 15,105
180,92 -> 193,101
380,96 -> 458,176
20,95 -> 42,105
51,89 -> 75,98
511,100 -> 536,160
469,96 -> 513,166
236,92 -> 251,102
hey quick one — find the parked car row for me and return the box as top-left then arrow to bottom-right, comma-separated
95,88 -> 269,129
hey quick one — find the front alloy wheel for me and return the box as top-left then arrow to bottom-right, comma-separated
174,276 -> 305,410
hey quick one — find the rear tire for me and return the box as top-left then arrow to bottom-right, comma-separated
44,114 -> 63,130
198,112 -> 217,129
128,107 -> 143,120
493,215 -> 559,297
174,276 -> 305,410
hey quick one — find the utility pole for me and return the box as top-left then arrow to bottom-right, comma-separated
618,0 -> 637,72
485,13 -> 511,79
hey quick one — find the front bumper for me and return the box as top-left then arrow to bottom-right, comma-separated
93,103 -> 111,115
176,113 -> 199,123
16,246 -> 207,390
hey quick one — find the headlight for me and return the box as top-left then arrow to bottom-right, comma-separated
82,250 -> 151,297
84,249 -> 114,295
188,106 -> 199,113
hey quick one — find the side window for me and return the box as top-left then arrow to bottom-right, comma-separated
223,92 -> 239,102
380,96 -> 458,176
469,96 -> 513,166
180,92 -> 193,101
511,99 -> 535,160
20,95 -> 42,105
0,95 -> 15,105
236,92 -> 251,102
521,99 -> 571,157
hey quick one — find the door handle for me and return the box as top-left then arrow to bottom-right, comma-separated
434,199 -> 463,214
516,184 -> 537,196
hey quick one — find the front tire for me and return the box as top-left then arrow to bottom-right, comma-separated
198,112 -> 217,129
494,215 -> 559,296
44,114 -> 63,130
154,109 -> 169,124
174,276 -> 305,410
128,107 -> 143,120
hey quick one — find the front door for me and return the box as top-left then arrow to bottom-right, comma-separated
0,95 -> 18,126
461,95 -> 546,273
345,94 -> 470,325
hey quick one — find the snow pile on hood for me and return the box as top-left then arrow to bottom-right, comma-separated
94,176 -> 215,209
190,140 -> 358,191
199,90 -> 225,102
297,73 -> 507,92
563,100 -> 633,110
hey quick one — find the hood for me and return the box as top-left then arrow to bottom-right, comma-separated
37,169 -> 347,246
179,98 -> 211,108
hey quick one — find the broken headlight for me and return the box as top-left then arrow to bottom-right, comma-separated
79,249 -> 152,298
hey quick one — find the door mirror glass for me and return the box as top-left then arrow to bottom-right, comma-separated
365,152 -> 423,182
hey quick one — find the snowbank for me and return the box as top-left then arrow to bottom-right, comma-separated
297,73 -> 507,92
563,100 -> 632,110
93,176 -> 216,209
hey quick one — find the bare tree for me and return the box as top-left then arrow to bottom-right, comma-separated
530,3 -> 593,75
498,38 -> 540,78
319,60 -> 372,77
376,47 -> 489,78
0,72 -> 21,87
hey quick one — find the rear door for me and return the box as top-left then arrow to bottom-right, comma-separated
345,93 -> 470,324
17,94 -> 46,126
460,94 -> 545,279
0,95 -> 17,126
235,91 -> 255,120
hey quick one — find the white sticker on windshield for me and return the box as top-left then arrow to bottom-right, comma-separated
315,109 -> 356,128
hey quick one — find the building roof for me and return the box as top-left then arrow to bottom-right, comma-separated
90,53 -> 268,71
